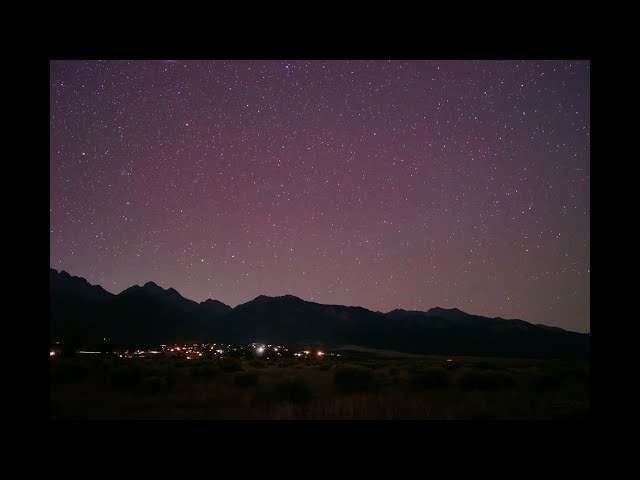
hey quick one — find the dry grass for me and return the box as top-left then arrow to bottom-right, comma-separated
50,356 -> 589,420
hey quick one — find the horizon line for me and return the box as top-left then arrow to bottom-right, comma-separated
50,267 -> 590,335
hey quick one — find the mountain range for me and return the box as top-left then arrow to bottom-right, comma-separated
50,268 -> 589,358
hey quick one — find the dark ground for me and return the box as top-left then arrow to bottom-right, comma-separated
50,354 -> 589,420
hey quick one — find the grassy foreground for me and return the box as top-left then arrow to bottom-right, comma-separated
50,354 -> 589,420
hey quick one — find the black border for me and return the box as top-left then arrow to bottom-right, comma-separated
33,27 -> 600,460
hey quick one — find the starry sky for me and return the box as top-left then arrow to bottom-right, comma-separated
50,60 -> 590,333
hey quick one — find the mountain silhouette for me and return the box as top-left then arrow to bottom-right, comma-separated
200,299 -> 234,316
49,268 -> 589,358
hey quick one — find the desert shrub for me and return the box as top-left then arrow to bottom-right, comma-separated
87,358 -> 112,375
408,363 -> 424,373
142,376 -> 170,394
234,371 -> 260,387
51,361 -> 94,383
110,365 -> 145,389
458,370 -> 516,390
251,385 -> 278,407
473,361 -> 492,370
249,360 -> 267,368
318,363 -> 331,371
190,364 -> 221,377
165,372 -> 177,390
218,358 -> 243,373
334,366 -> 375,393
410,368 -> 451,389
275,377 -> 314,404
563,366 -> 588,380
389,367 -> 399,376
277,363 -> 289,368
528,372 -> 564,392
201,364 -> 221,377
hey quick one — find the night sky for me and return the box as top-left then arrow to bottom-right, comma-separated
50,60 -> 590,333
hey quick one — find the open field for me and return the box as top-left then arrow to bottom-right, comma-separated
50,353 -> 589,420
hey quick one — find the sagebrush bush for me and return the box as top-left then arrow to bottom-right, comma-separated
51,361 -> 94,383
334,366 -> 375,393
234,371 -> 259,387
142,376 -> 170,394
275,377 -> 314,404
174,359 -> 192,368
218,358 -> 243,373
87,358 -> 112,375
190,364 -> 221,377
251,385 -> 277,407
563,366 -> 588,380
528,372 -> 564,392
473,361 -> 496,370
110,365 -> 145,389
410,368 -> 451,389
458,370 -> 516,390
409,363 -> 424,373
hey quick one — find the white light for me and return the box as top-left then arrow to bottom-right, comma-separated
50,351 -> 56,357
257,347 -> 264,354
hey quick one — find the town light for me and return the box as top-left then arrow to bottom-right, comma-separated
257,347 -> 264,354
50,351 -> 56,357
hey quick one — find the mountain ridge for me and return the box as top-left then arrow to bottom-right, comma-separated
49,268 -> 589,357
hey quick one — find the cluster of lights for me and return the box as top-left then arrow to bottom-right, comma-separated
294,351 -> 339,357
251,344 -> 290,356
109,341 -> 346,361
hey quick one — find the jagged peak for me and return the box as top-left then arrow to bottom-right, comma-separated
50,268 -> 112,297
202,298 -> 227,305
252,294 -> 273,302
426,306 -> 469,315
